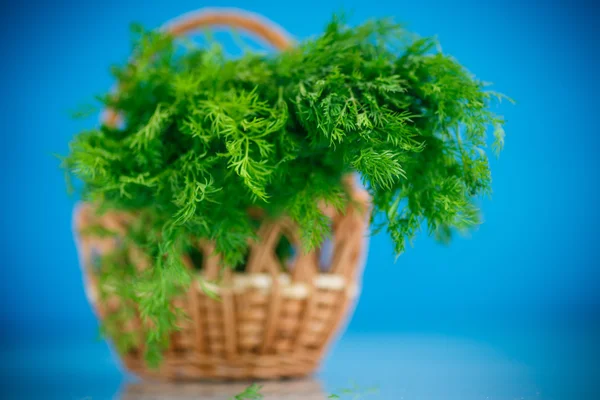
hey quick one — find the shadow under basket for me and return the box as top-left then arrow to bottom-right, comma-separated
75,182 -> 370,381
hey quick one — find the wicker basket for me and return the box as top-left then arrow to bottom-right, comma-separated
74,8 -> 371,381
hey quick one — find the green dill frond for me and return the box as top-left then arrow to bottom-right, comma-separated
229,383 -> 264,400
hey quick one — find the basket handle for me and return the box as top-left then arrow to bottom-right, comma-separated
163,8 -> 292,49
103,8 -> 293,127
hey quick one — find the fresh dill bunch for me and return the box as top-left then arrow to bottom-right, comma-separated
64,14 -> 508,365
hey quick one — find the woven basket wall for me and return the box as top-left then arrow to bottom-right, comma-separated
75,177 -> 369,380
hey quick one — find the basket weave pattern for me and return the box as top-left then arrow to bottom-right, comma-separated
75,182 -> 369,380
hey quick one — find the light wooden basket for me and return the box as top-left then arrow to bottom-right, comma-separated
74,8 -> 371,381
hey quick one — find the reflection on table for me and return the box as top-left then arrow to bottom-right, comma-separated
119,378 -> 326,400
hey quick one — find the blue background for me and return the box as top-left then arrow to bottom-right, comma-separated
0,0 -> 598,399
